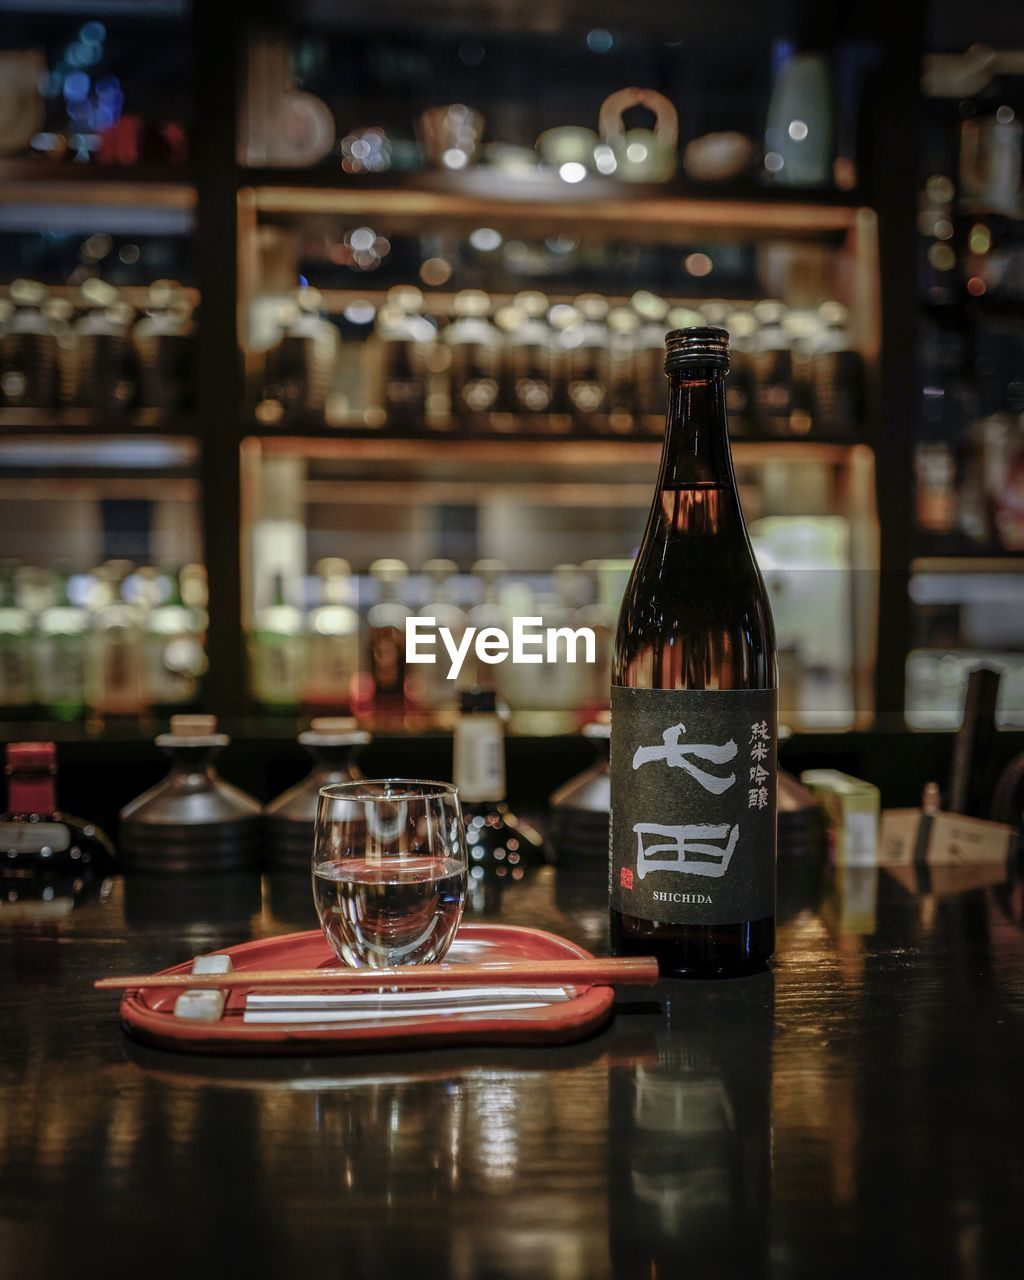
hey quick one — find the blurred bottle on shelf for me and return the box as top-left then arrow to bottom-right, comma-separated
915,438 -> 958,535
250,571 -> 305,712
631,291 -> 673,428
32,567 -> 87,722
467,558 -> 511,692
371,285 -> 436,430
750,300 -> 796,434
445,289 -> 501,430
563,294 -> 611,431
0,280 -> 62,409
119,715 -> 261,873
143,568 -> 207,713
574,559 -> 625,721
959,108 -> 1023,216
607,305 -> 640,434
413,558 -> 467,723
502,564 -> 590,733
453,687 -> 544,905
303,557 -> 360,712
261,287 -> 338,423
85,562 -> 146,719
264,717 -> 371,869
73,281 -> 137,414
496,291 -> 561,427
724,308 -> 757,435
133,280 -> 194,414
0,565 -> 33,715
366,558 -> 411,718
809,302 -> 862,436
1,741 -> 115,876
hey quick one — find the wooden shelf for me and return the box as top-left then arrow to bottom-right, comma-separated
244,428 -> 866,467
0,409 -> 197,436
912,554 -> 1024,572
243,169 -> 867,243
0,161 -> 194,210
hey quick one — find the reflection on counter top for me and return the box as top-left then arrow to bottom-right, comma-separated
1,855 -> 1023,1277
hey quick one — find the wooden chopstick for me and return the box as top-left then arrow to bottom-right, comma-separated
94,956 -> 660,992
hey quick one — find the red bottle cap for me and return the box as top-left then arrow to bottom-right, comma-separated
5,742 -> 57,774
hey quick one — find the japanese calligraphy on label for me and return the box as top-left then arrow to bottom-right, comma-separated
610,686 -> 777,925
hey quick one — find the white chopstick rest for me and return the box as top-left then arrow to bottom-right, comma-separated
174,953 -> 233,1021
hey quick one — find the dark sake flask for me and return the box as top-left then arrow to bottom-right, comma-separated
119,715 -> 261,873
263,718 -> 370,870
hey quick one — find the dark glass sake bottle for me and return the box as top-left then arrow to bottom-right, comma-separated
610,327 -> 777,977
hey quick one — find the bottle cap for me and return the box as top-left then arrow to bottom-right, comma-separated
459,688 -> 497,715
664,326 -> 730,373
302,718 -> 371,747
5,742 -> 56,773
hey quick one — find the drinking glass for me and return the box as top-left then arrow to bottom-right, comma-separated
313,780 -> 467,968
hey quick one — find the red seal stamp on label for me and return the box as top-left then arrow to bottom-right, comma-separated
620,866 -> 634,890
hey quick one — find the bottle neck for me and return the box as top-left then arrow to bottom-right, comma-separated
659,366 -> 736,490
7,770 -> 56,816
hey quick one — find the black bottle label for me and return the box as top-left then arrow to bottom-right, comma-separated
610,686 -> 777,925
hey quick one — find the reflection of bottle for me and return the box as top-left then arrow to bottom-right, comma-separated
304,558 -> 360,712
367,558 -> 410,716
250,572 -> 304,711
1,741 -> 116,875
454,688 -> 544,895
610,328 -> 777,977
33,568 -> 87,721
609,976 -> 773,1278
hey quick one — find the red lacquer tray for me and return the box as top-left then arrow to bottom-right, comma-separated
119,924 -> 616,1056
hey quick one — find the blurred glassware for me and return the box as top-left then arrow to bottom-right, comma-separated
85,562 -> 146,719
960,112 -> 1023,216
536,125 -> 599,174
682,131 -> 755,183
598,87 -> 679,183
764,51 -> 833,187
445,290 -> 501,428
417,104 -> 484,171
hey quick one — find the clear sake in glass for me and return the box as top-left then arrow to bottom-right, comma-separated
313,780 -> 467,968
